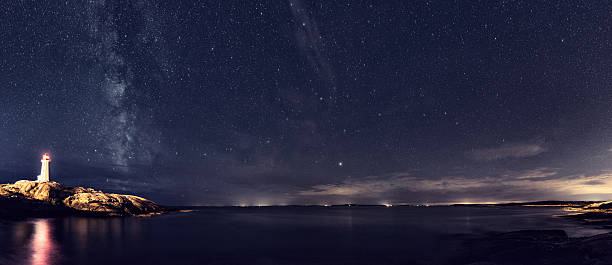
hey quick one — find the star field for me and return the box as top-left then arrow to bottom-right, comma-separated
1,1 -> 612,205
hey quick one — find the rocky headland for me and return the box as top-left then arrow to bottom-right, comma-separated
0,180 -> 170,218
560,201 -> 612,227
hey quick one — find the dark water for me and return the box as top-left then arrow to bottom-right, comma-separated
0,206 -> 607,265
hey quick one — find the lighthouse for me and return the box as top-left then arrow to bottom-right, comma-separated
37,153 -> 51,182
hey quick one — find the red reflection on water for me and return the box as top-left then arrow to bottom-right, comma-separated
29,219 -> 59,265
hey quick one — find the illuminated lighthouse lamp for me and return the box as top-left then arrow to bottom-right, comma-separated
37,153 -> 51,182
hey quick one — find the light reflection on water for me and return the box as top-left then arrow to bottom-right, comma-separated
29,219 -> 58,265
0,207 -> 610,265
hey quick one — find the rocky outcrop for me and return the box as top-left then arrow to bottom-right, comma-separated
2,180 -> 70,204
454,230 -> 612,265
0,180 -> 169,218
558,201 -> 612,226
63,191 -> 164,215
583,201 -> 612,210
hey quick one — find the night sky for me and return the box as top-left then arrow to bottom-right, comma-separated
1,1 -> 612,205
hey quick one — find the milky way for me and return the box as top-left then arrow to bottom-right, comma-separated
85,0 -> 162,171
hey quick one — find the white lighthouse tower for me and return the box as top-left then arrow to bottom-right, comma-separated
37,153 -> 51,182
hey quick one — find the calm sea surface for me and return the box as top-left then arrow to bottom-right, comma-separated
0,206 -> 608,265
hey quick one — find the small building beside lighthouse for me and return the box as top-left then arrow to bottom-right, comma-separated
37,153 -> 51,182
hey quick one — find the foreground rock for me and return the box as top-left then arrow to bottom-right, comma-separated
0,180 -> 170,218
453,230 -> 612,265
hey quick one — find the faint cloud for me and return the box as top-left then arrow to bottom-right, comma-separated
582,180 -> 605,186
467,140 -> 546,161
102,178 -> 152,192
529,173 -> 612,196
513,168 -> 557,179
299,173 -> 491,196
299,168 -> 612,200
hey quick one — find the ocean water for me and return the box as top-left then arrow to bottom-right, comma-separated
0,206 -> 607,265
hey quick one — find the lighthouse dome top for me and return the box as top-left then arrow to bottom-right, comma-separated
42,153 -> 50,161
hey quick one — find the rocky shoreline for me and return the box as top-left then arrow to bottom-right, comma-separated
453,229 -> 612,265
0,180 -> 171,218
446,201 -> 612,264
561,201 -> 612,227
